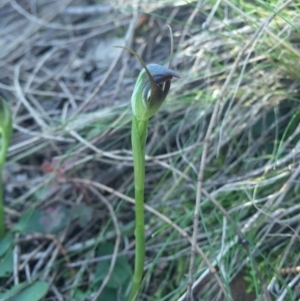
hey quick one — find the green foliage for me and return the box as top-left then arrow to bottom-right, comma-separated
93,243 -> 132,291
74,289 -> 92,300
0,234 -> 13,257
14,207 -> 68,234
0,281 -> 49,301
0,235 -> 13,278
75,287 -> 127,301
14,203 -> 93,234
97,288 -> 127,301
73,243 -> 131,301
0,247 -> 13,278
243,256 -> 278,296
70,203 -> 93,228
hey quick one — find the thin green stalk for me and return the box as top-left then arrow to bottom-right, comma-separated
0,169 -> 4,238
128,116 -> 148,301
0,128 -> 10,238
0,99 -> 13,238
116,37 -> 179,301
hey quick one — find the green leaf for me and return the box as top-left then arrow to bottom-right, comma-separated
70,203 -> 93,228
74,287 -> 127,301
97,288 -> 119,301
38,205 -> 70,234
94,244 -> 132,289
0,234 -> 13,257
0,247 -> 13,278
0,283 -> 27,299
14,206 -> 70,234
16,210 -> 44,234
74,289 -> 92,301
0,281 -> 49,301
13,209 -> 37,233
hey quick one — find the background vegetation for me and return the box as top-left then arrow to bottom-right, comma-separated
0,0 -> 300,300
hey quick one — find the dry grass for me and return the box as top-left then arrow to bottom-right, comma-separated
1,0 -> 300,300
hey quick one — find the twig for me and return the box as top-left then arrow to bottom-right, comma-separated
13,234 -> 20,285
280,266 -> 300,274
51,285 -> 64,301
277,273 -> 300,301
63,5 -> 113,16
14,62 -> 48,129
42,227 -> 70,279
16,231 -> 75,276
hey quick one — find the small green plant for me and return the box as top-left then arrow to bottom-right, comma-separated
0,99 -> 13,238
117,27 -> 179,301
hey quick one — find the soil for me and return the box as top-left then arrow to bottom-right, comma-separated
229,273 -> 255,301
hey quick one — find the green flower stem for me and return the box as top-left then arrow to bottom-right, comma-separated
0,100 -> 12,238
128,116 -> 148,301
0,170 -> 4,238
117,40 -> 178,301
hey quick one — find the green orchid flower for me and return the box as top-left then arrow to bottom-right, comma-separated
132,62 -> 180,120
